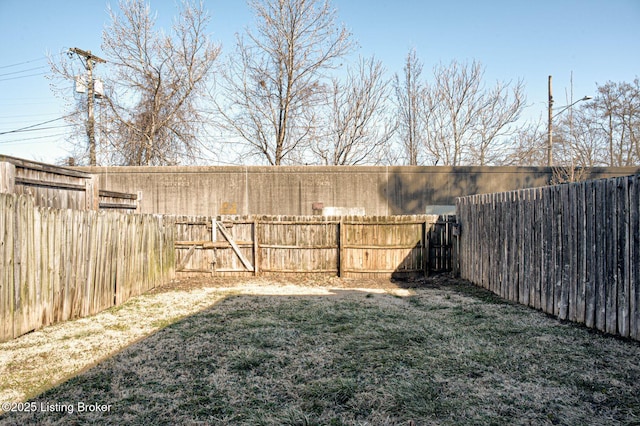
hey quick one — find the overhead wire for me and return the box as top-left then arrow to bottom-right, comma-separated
0,112 -> 62,121
0,58 -> 49,81
0,132 -> 71,145
0,124 -> 74,134
0,53 -> 69,82
0,72 -> 49,82
0,57 -> 48,70
0,55 -> 80,153
0,65 -> 49,78
0,114 -> 77,135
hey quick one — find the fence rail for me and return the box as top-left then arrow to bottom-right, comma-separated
456,174 -> 640,340
0,192 -> 174,342
172,215 -> 456,278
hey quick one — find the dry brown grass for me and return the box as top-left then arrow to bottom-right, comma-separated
1,275 -> 640,425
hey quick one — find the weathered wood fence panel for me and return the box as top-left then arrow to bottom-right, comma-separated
0,192 -> 175,343
97,189 -> 139,212
0,156 -> 138,212
341,217 -> 426,279
258,217 -> 338,275
173,214 -> 455,278
457,174 -> 640,340
173,216 -> 215,275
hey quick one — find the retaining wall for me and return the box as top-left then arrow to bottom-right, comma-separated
79,165 -> 640,216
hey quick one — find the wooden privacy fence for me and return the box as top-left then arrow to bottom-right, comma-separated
456,174 -> 640,340
173,215 -> 457,278
0,155 -> 139,212
0,192 -> 175,342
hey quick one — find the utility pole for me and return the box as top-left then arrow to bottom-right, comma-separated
547,75 -> 553,167
70,47 -> 106,166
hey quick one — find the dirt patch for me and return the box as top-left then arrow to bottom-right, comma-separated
147,274 -> 427,293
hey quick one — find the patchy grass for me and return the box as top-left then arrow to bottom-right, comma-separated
0,283 -> 229,405
1,276 -> 640,425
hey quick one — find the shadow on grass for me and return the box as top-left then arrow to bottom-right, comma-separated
392,273 -> 509,305
2,280 -> 640,426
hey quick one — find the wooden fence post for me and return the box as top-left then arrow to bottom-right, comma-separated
338,219 -> 344,277
630,175 -> 640,340
0,194 -> 16,341
0,162 -> 16,194
423,220 -> 429,278
85,175 -> 99,210
451,220 -> 460,278
253,217 -> 259,276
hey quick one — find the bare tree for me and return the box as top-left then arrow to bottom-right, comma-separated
97,0 -> 220,165
590,79 -> 640,166
217,0 -> 354,165
498,116 -> 589,183
549,78 -> 640,171
499,118 -> 547,166
550,113 -> 592,183
554,108 -> 606,168
421,60 -> 525,166
313,56 -> 394,165
393,49 -> 425,165
470,80 -> 525,165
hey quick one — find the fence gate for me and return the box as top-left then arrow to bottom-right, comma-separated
173,215 -> 457,278
428,215 -> 457,273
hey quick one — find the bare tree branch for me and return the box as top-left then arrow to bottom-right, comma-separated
393,49 -> 426,165
217,0 -> 354,165
314,56 -> 395,165
98,0 -> 220,165
421,60 -> 526,166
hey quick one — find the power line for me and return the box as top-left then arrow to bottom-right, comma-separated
0,132 -> 69,145
0,124 -> 74,134
0,119 -> 64,128
0,57 -> 48,70
0,115 -> 74,135
0,65 -> 48,78
0,72 -> 48,82
0,112 -> 62,120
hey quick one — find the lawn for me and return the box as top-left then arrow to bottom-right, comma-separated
1,276 -> 640,425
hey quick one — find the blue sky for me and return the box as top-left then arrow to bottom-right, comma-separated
1,0 -> 639,164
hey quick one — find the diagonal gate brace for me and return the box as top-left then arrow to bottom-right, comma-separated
216,221 -> 255,272
177,244 -> 197,271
